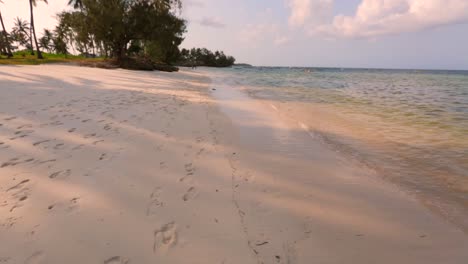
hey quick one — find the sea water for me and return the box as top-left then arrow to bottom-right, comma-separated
206,66 -> 468,229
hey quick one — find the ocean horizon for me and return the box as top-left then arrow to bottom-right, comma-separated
233,65 -> 468,73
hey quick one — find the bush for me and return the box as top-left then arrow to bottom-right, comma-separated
119,57 -> 179,72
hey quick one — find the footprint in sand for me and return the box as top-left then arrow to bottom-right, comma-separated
147,187 -> 163,216
0,142 -> 7,149
4,116 -> 17,121
14,129 -> 34,135
9,134 -> 28,140
48,197 -> 80,213
49,120 -> 63,126
103,123 -> 113,131
24,251 -> 45,264
196,148 -> 205,157
84,133 -> 96,139
93,140 -> 105,145
103,256 -> 130,264
6,178 -> 31,212
182,187 -> 198,202
184,163 -> 195,176
72,144 -> 85,150
6,179 -> 30,192
99,153 -> 107,161
180,163 -> 195,182
53,143 -> 65,150
1,157 -> 34,168
33,140 -> 50,146
153,222 -> 178,253
17,124 -> 33,129
35,159 -> 56,167
49,169 -> 71,179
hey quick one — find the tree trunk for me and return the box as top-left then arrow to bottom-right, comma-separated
91,38 -> 95,56
29,0 -> 43,59
113,41 -> 127,63
29,27 -> 34,55
0,10 -> 13,58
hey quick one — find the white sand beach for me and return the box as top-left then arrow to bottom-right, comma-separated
0,65 -> 467,264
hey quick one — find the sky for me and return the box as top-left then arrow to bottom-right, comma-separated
2,0 -> 468,69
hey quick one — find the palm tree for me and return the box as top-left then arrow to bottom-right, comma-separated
53,22 -> 69,54
0,0 -> 13,57
29,0 -> 48,59
12,17 -> 30,49
39,28 -> 52,52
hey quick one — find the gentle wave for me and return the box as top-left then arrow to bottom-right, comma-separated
207,66 -> 468,229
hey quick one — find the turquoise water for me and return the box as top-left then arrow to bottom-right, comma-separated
221,67 -> 468,148
206,66 -> 468,229
230,67 -> 468,136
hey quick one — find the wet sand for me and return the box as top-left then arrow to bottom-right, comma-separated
0,65 -> 467,263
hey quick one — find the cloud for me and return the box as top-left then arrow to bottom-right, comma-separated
239,8 -> 292,47
286,0 -> 333,27
199,16 -> 226,28
240,23 -> 278,43
239,22 -> 291,47
302,0 -> 468,38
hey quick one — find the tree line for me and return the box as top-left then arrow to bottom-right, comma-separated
1,0 -> 185,64
0,0 -> 48,58
0,0 -> 236,68
178,48 -> 235,67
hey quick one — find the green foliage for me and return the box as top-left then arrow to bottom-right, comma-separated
0,50 -> 102,65
11,17 -> 31,49
178,47 -> 235,67
39,29 -> 53,52
2,0 -> 186,66
61,0 -> 187,63
0,0 -> 232,69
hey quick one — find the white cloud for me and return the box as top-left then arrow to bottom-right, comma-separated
239,7 -> 278,45
287,0 -> 310,26
239,22 -> 291,47
239,8 -> 293,47
301,0 -> 468,38
286,0 -> 333,27
239,23 -> 279,44
199,16 -> 226,28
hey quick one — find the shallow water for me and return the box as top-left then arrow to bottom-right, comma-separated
204,66 -> 468,230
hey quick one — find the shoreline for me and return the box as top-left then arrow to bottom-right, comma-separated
0,65 -> 467,263
204,66 -> 468,233
208,68 -> 468,262
241,87 -> 468,234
